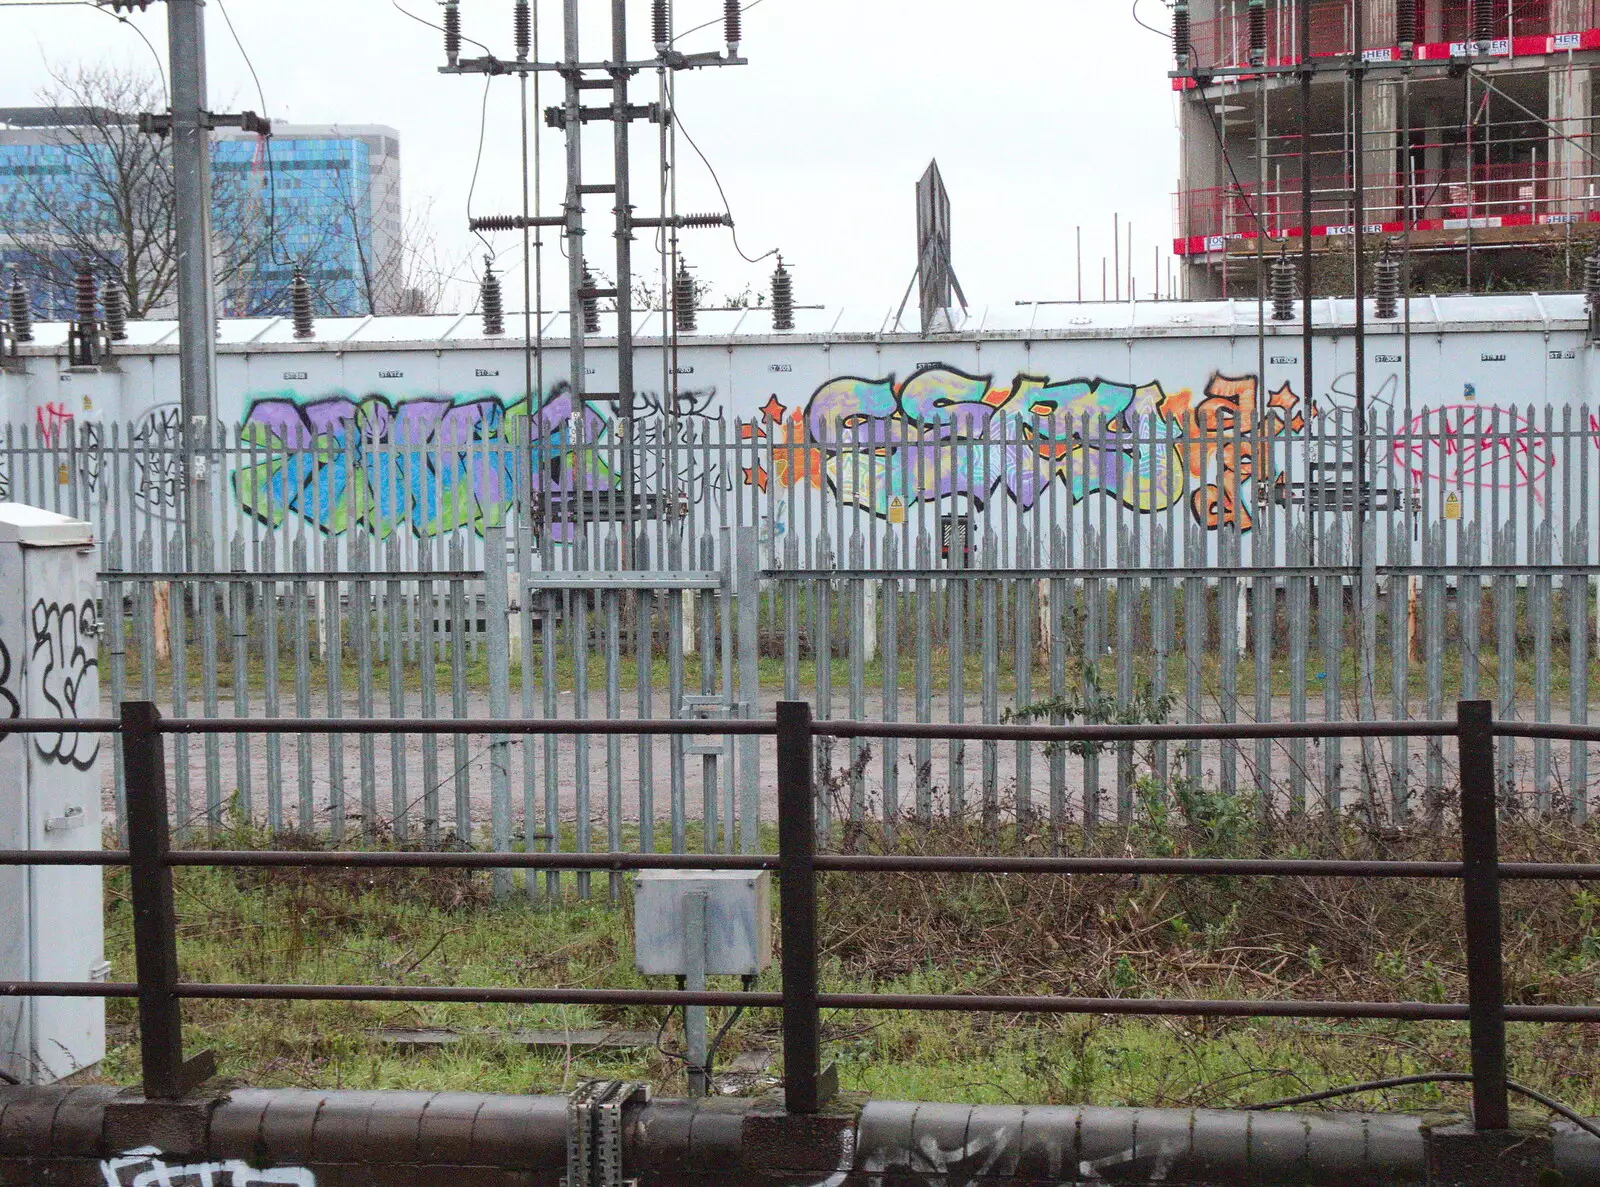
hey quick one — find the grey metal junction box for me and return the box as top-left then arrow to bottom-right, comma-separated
633,870 -> 772,977
0,503 -> 106,1084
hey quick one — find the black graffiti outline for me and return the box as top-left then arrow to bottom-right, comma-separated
30,597 -> 100,770
76,419 -> 104,494
132,403 -> 184,519
0,636 -> 19,720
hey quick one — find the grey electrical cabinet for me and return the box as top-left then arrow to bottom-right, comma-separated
633,870 -> 772,977
0,503 -> 106,1084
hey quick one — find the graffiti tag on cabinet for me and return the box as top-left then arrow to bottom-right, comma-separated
30,597 -> 100,769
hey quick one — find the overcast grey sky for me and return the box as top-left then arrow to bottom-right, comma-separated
0,0 -> 1181,316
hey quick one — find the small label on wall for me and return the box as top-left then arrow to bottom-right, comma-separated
379,370 -> 404,378
1270,356 -> 1297,365
1444,491 -> 1462,521
476,368 -> 500,377
769,363 -> 793,372
1374,354 -> 1402,363
1479,353 -> 1506,362
674,365 -> 695,374
1549,349 -> 1577,360
283,371 -> 308,380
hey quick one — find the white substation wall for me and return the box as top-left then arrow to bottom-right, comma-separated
1,294 -> 1596,432
0,293 -> 1595,573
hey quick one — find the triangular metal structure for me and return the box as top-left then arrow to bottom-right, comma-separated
895,159 -> 968,333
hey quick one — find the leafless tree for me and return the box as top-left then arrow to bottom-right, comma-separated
1,64 -> 177,317
0,63 -> 296,317
629,267 -> 718,312
330,182 -> 451,316
2,63 -> 439,321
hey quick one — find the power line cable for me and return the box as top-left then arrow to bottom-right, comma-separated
1194,76 -> 1284,246
1246,1073 -> 1600,1144
11,1 -> 170,100
212,0 -> 286,268
671,107 -> 776,264
671,0 -> 767,44
465,74 -> 496,253
1132,0 -> 1171,39
390,0 -> 495,58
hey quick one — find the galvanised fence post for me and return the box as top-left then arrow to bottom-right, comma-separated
776,699 -> 824,1113
122,699 -> 213,1098
1457,698 -> 1510,1130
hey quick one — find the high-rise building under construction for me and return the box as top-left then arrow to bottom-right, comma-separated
1174,1 -> 1600,297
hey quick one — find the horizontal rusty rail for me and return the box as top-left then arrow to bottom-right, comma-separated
1,703 -> 1595,1122
6,850 -> 1600,882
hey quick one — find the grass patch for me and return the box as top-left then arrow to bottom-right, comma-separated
91,796 -> 1600,1115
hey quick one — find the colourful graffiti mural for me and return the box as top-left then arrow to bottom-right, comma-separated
232,386 -> 614,537
743,367 -> 1308,528
231,369 -> 1311,536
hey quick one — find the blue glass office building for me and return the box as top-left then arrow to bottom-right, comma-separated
212,125 -> 402,317
0,111 -> 401,319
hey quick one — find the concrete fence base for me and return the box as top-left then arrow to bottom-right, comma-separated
2,1083 -> 1597,1186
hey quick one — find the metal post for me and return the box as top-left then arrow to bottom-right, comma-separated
1352,1 -> 1379,802
563,0 -> 586,411
167,0 -> 217,566
1257,70 -> 1267,398
1300,0 -> 1314,406
1457,698 -> 1510,1131
776,699 -> 825,1114
612,0 -> 637,565
1352,0 -> 1368,482
683,890 -> 709,1097
736,525 -> 760,853
123,700 -> 213,1099
485,524 -> 513,900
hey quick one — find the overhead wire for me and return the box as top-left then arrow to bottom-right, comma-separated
1132,0 -> 1171,39
390,0 -> 495,57
465,73 -> 496,253
670,0 -> 767,44
671,107 -> 776,264
212,0 -> 286,269
14,0 -> 170,101
1194,75 -> 1285,246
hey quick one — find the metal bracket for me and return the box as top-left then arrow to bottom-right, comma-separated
680,694 -> 742,757
528,571 -> 725,592
563,1080 -> 648,1187
44,806 -> 87,833
138,110 -> 271,137
545,103 -> 663,129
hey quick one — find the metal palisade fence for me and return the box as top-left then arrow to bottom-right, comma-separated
6,402 -> 1597,882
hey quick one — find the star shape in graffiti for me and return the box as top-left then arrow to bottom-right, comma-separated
743,464 -> 769,492
739,421 -> 767,440
760,394 -> 786,423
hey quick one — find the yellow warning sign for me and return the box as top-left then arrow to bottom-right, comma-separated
887,496 -> 906,525
1444,491 -> 1461,521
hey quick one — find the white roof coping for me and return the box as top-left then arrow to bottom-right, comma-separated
12,292 -> 1590,351
0,502 -> 93,546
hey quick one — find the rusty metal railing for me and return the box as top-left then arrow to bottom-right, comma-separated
1,700 -> 1598,1125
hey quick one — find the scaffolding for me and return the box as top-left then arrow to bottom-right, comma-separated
1175,0 -> 1600,294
